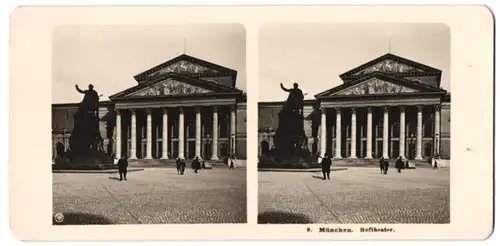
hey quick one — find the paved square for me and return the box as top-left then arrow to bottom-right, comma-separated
258,167 -> 449,224
53,168 -> 246,224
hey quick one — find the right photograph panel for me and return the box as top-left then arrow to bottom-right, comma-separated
257,23 -> 451,224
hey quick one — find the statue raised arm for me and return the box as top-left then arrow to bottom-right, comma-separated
75,84 -> 99,112
75,84 -> 87,94
280,83 -> 292,92
280,82 -> 304,114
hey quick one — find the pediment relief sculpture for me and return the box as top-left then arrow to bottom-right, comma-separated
150,60 -> 220,78
336,78 -> 418,95
132,79 -> 213,97
353,59 -> 424,76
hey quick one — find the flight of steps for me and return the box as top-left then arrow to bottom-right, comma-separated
331,158 -> 432,168
127,159 -> 227,168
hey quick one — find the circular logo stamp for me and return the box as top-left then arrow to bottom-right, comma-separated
54,213 -> 64,224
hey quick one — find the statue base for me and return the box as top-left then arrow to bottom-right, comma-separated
52,152 -> 115,170
258,155 -> 318,169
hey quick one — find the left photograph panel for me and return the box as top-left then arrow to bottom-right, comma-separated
51,24 -> 247,224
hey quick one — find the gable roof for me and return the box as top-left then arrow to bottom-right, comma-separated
133,54 -> 238,87
109,72 -> 242,100
339,53 -> 442,82
315,72 -> 447,99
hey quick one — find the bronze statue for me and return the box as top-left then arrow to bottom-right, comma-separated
280,82 -> 304,114
265,82 -> 310,162
75,84 -> 100,112
63,84 -> 108,165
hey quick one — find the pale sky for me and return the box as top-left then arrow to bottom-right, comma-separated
52,24 -> 246,104
259,23 -> 450,102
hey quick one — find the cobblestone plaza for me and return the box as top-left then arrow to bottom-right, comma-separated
53,168 -> 246,224
258,167 -> 449,224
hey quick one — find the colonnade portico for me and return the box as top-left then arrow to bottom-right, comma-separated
317,104 -> 441,160
114,105 -> 237,161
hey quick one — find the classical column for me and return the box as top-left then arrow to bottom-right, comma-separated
129,109 -> 137,159
382,106 -> 389,159
195,107 -> 202,158
178,107 -> 185,159
335,108 -> 342,158
145,108 -> 153,159
415,106 -> 423,160
115,109 -> 122,159
230,106 -> 236,156
320,108 -> 327,157
434,105 -> 441,156
161,108 -> 169,159
365,107 -> 373,159
399,106 -> 406,158
350,108 -> 357,158
211,106 -> 219,160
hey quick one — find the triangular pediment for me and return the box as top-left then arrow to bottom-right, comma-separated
127,78 -> 215,97
109,73 -> 242,100
340,53 -> 442,82
149,60 -> 221,78
133,54 -> 238,87
351,59 -> 425,76
315,73 -> 446,98
335,77 -> 419,96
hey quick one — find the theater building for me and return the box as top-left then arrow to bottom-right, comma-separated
258,53 -> 451,161
52,54 -> 247,162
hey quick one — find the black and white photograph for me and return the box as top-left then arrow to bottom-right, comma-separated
257,23 -> 451,224
51,24 -> 248,224
9,5 -> 493,241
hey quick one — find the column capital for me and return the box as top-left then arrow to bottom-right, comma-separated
416,105 -> 423,112
383,106 -> 390,113
178,107 -> 184,113
229,105 -> 236,111
366,107 -> 372,113
129,108 -> 136,115
212,106 -> 218,112
399,106 -> 406,113
434,104 -> 441,111
335,107 -> 342,114
145,108 -> 152,114
350,107 -> 357,114
194,106 -> 202,113
115,109 -> 122,115
161,107 -> 169,114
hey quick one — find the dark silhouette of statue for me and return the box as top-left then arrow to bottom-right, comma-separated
280,82 -> 304,115
75,84 -> 101,113
268,82 -> 311,162
60,84 -> 110,166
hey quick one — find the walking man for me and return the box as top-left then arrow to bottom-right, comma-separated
395,156 -> 405,173
320,154 -> 332,180
117,156 -> 128,181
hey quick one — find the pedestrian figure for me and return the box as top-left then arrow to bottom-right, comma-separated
379,157 -> 385,174
229,156 -> 235,170
176,158 -> 181,175
176,158 -> 186,175
396,156 -> 404,173
320,154 -> 332,180
117,156 -> 128,181
433,156 -> 439,169
379,157 -> 389,174
192,156 -> 201,173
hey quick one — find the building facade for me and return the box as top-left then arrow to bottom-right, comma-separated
258,53 -> 451,160
52,54 -> 247,161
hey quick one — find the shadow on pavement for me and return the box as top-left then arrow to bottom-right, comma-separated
258,211 -> 312,224
53,213 -> 114,225
312,175 -> 324,179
